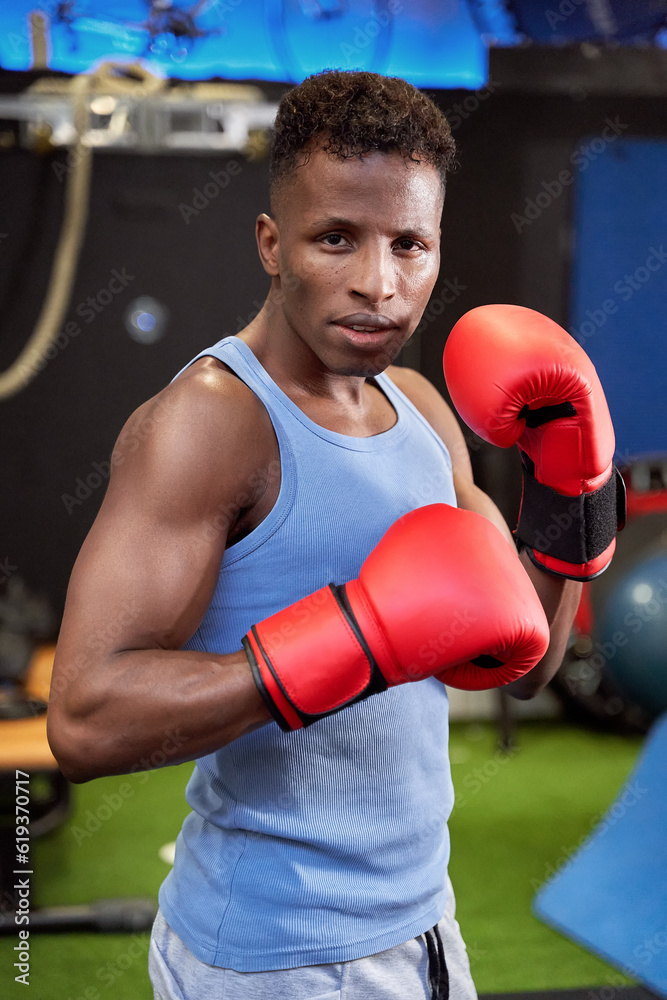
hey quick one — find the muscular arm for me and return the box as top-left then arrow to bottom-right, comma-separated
47,360 -> 273,784
386,365 -> 581,699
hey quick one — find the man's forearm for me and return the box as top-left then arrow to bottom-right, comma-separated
504,552 -> 582,700
47,647 -> 272,783
451,478 -> 582,699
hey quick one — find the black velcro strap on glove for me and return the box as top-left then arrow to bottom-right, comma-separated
517,456 -> 626,565
244,583 -> 388,731
520,401 -> 577,428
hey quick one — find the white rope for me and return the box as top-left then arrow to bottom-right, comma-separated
0,62 -> 164,400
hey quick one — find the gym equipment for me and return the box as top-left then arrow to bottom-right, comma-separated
0,577 -> 53,720
552,466 -> 667,731
594,550 -> 667,718
533,712 -> 667,997
0,645 -> 158,935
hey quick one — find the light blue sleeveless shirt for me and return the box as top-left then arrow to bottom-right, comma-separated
158,336 -> 458,972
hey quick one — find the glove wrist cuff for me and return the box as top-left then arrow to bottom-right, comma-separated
516,459 -> 626,580
243,583 -> 388,732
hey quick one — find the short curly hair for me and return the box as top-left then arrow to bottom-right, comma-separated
269,70 -> 456,212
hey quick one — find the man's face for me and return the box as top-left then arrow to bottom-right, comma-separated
265,147 -> 443,378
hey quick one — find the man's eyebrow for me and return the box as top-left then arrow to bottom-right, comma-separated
307,216 -> 435,238
307,216 -> 357,230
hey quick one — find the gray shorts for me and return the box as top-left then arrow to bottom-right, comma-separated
149,879 -> 478,1000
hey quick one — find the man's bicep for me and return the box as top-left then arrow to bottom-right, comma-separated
55,374 -> 265,666
60,495 -> 227,659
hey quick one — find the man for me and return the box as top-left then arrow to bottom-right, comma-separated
47,71 -> 616,998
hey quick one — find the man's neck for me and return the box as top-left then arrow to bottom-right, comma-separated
237,303 -> 397,438
238,302 -> 370,406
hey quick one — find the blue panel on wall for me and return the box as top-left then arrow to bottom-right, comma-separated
510,0 -> 667,44
0,0 -> 488,88
569,139 -> 667,464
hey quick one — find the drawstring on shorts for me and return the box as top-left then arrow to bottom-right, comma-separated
420,923 -> 449,1000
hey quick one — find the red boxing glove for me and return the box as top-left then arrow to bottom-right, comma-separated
243,504 -> 550,731
443,304 -> 625,581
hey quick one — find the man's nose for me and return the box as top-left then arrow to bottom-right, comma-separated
350,245 -> 396,303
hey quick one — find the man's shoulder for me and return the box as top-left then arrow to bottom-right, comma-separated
383,364 -> 465,460
168,353 -> 269,418
384,364 -> 447,415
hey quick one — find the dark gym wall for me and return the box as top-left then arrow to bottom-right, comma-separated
2,66 -> 666,621
1,145 -> 272,618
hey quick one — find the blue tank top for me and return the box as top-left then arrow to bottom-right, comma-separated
158,336 -> 458,972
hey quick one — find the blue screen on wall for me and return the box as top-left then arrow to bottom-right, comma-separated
0,0 -> 489,89
570,138 -> 667,464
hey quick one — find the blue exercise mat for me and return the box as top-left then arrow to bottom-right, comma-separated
533,714 -> 667,996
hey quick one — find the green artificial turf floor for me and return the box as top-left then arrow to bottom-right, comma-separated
447,721 -> 643,993
1,721 -> 644,1000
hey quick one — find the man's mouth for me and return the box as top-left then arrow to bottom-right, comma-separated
332,314 -> 398,334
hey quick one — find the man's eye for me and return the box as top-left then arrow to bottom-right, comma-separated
321,233 -> 345,246
397,239 -> 420,251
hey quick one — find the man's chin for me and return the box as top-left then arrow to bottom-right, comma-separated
333,342 -> 405,378
336,362 -> 390,378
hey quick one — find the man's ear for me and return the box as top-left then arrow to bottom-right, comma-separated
256,213 -> 280,277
